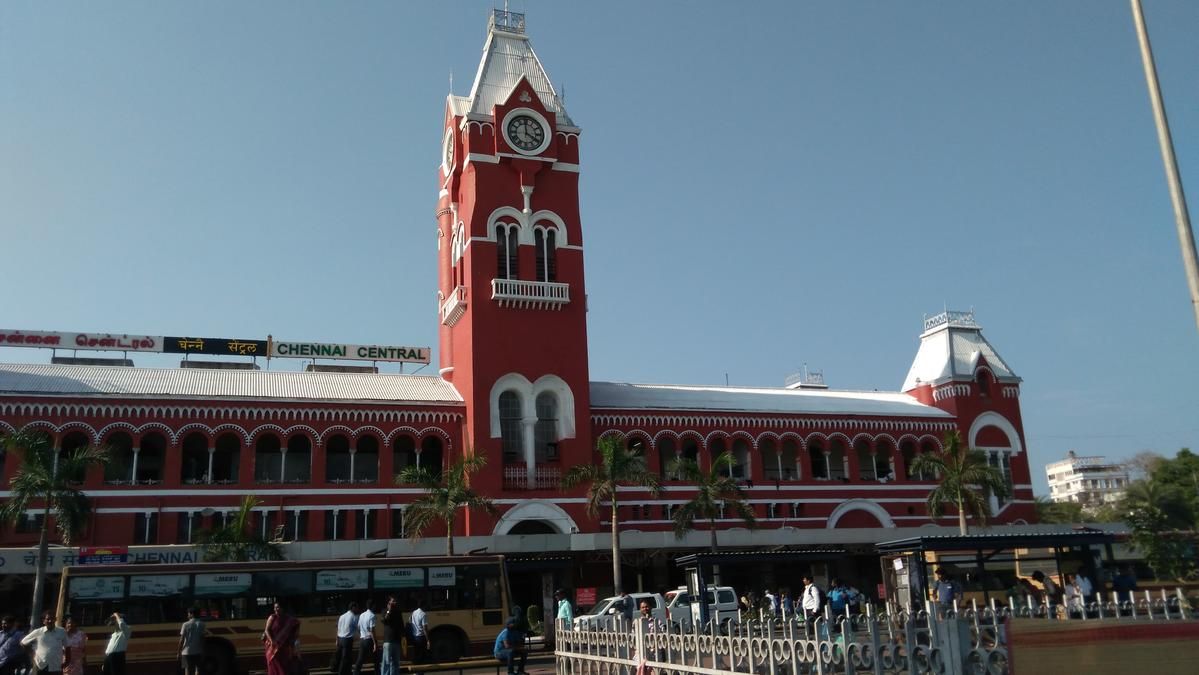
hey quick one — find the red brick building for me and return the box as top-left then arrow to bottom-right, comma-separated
0,10 -> 1035,599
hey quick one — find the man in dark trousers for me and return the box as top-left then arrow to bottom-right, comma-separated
353,601 -> 378,675
333,602 -> 358,675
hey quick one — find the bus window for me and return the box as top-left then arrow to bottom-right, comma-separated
252,571 -> 314,618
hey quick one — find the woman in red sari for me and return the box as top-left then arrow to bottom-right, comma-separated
263,603 -> 301,675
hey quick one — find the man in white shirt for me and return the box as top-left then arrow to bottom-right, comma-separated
103,612 -> 132,675
353,601 -> 378,675
801,575 -> 824,625
1075,570 -> 1095,605
409,601 -> 429,673
763,590 -> 778,617
333,602 -> 358,675
21,613 -> 67,675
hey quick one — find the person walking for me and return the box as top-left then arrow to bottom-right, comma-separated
762,590 -> 778,617
333,602 -> 358,675
353,601 -> 377,675
178,608 -> 205,675
617,590 -> 634,625
554,590 -> 573,627
933,569 -> 962,616
800,575 -> 824,628
61,617 -> 86,675
0,616 -> 27,675
827,579 -> 849,620
492,619 -> 526,675
20,613 -> 67,675
102,612 -> 131,675
408,600 -> 429,670
780,591 -> 794,619
379,597 -> 401,675
263,603 -> 300,675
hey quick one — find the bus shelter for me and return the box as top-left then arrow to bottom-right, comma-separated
875,530 -> 1122,610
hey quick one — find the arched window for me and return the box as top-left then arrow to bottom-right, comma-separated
57,432 -> 91,483
499,391 -> 523,463
827,439 -> 847,481
355,436 -> 379,483
808,440 -> 827,480
709,437 -> 728,474
781,439 -> 800,480
212,433 -> 240,483
854,439 -> 874,481
255,435 -> 283,484
393,435 -> 418,477
496,223 -> 519,279
658,437 -> 677,480
874,439 -> 895,481
534,227 -> 557,282
420,436 -> 444,472
730,438 -> 751,480
534,392 -> 559,462
760,439 -> 780,480
285,435 -> 312,482
137,433 -> 166,484
181,433 -> 209,484
325,435 -> 352,483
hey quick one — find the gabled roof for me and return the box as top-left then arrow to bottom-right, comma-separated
590,381 -> 952,418
901,311 -> 1019,391
0,363 -> 463,405
464,11 -> 573,126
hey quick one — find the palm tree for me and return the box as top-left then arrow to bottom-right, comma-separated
398,453 -> 496,556
908,431 -> 1009,535
196,495 -> 284,562
561,435 -> 661,592
0,430 -> 108,624
667,452 -> 756,553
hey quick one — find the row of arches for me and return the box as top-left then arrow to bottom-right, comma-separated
602,430 -> 954,483
0,424 -> 449,487
0,404 -> 458,425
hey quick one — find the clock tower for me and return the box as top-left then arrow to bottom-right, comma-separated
436,10 -> 591,514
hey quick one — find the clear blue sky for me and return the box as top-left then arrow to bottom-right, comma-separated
2,1 -> 1197,494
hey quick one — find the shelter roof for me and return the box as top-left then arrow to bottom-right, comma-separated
0,363 -> 463,405
589,381 -> 951,418
875,529 -> 1122,554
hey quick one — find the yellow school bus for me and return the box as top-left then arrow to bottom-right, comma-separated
56,554 -> 512,675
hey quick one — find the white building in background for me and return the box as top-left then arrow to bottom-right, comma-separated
1046,451 -> 1130,505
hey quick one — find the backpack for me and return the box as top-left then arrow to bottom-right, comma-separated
828,588 -> 847,613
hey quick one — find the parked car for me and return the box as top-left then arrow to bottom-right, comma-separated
573,592 -> 666,629
664,585 -> 740,631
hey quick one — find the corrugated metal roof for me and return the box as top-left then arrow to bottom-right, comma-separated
901,321 -> 1019,391
0,363 -> 463,404
467,30 -> 573,125
590,381 -> 952,418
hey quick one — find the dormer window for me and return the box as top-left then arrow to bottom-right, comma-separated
976,369 -> 993,397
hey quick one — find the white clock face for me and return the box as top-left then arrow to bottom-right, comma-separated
442,129 -> 455,176
501,108 -> 551,156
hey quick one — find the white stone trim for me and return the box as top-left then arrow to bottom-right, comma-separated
552,162 -> 580,173
826,500 -> 897,528
465,152 -> 499,165
493,499 -> 579,535
488,373 -> 576,440
968,411 -> 1023,455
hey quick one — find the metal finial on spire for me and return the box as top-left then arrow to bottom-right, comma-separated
449,70 -> 453,94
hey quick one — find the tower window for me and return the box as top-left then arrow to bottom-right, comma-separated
496,223 -> 519,279
534,391 -> 559,462
977,370 -> 992,397
534,227 -> 557,282
499,390 -> 524,462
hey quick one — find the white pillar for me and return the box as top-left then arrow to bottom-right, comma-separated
522,417 -> 537,488
279,448 -> 288,483
130,447 -> 140,484
361,508 -> 371,540
349,449 -> 357,483
822,451 -> 831,480
206,447 -> 215,484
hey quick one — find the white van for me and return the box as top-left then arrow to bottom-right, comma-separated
573,592 -> 667,630
664,586 -> 740,631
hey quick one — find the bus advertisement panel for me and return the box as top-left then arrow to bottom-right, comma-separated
57,555 -> 511,675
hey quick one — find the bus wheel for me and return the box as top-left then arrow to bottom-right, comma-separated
202,641 -> 235,675
429,629 -> 464,663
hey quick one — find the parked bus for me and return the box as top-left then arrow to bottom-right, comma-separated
56,554 -> 512,675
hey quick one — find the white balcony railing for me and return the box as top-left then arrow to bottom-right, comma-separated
491,278 -> 570,310
440,285 -> 468,325
503,464 -> 561,490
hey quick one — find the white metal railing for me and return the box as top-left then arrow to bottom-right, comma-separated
440,285 -> 468,326
924,309 -> 978,331
556,590 -> 1196,675
491,278 -> 570,309
502,463 -> 561,489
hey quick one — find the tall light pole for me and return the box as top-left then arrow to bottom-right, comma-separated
1130,0 -> 1199,334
